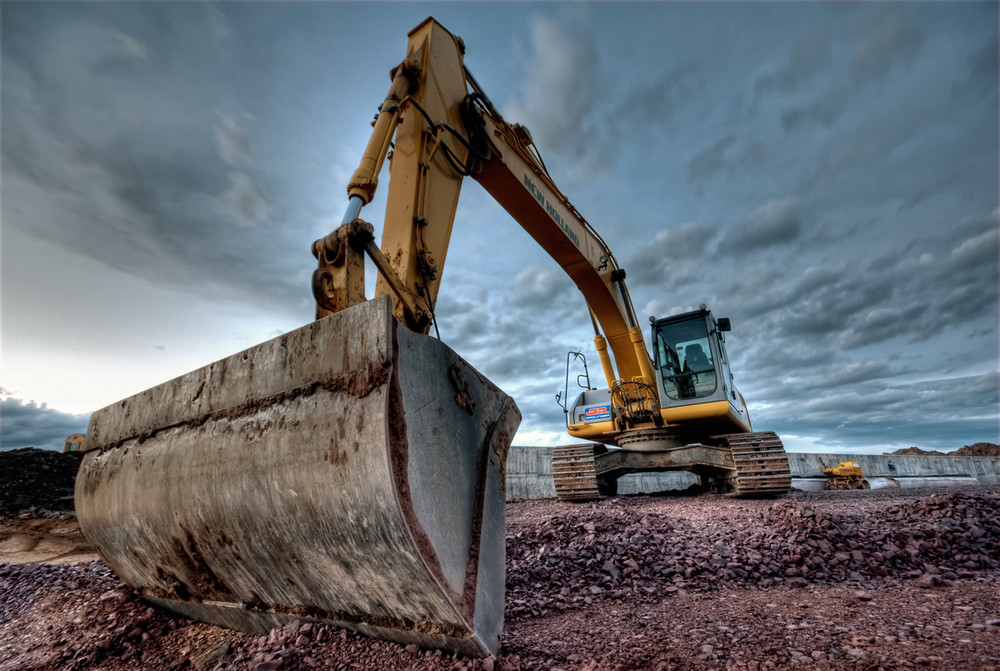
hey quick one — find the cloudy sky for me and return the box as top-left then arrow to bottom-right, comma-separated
2,2 -> 997,454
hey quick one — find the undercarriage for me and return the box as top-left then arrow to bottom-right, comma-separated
551,432 -> 792,501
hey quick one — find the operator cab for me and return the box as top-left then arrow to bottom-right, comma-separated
650,306 -> 737,409
562,305 -> 750,440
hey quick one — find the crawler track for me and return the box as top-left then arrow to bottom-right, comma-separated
551,444 -> 600,501
718,431 -> 792,497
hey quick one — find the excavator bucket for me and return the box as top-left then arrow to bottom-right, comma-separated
74,295 -> 520,658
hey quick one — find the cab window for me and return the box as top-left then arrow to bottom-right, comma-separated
654,318 -> 718,400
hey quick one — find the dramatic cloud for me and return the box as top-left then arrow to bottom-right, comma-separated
754,28 -> 832,95
759,371 -> 999,453
508,267 -> 578,312
0,391 -> 89,452
689,135 -> 737,183
1,3 -> 310,315
611,62 -> 702,131
627,223 -> 715,289
951,35 -> 999,102
215,112 -> 256,168
719,199 -> 802,254
782,89 -> 850,132
851,8 -> 925,82
223,172 -> 271,227
504,14 -> 601,153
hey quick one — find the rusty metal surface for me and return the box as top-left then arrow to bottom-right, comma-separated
719,432 -> 792,498
551,445 -> 601,501
551,436 -> 791,501
311,220 -> 370,320
75,296 -> 520,657
594,443 -> 734,476
553,441 -> 743,501
825,476 -> 871,490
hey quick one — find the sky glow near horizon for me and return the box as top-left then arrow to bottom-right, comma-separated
2,2 -> 997,453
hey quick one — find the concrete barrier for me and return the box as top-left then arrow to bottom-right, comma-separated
792,476 -> 981,492
505,445 -> 1000,501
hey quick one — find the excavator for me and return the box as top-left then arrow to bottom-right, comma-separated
74,18 -> 789,659
552,304 -> 790,500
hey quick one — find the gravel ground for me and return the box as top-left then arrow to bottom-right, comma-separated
1,449 -> 998,670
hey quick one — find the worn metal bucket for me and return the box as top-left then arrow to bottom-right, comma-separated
75,295 -> 520,657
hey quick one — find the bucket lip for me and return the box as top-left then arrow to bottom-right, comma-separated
82,296 -> 398,452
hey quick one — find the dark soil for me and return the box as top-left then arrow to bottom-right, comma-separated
0,448 -> 82,516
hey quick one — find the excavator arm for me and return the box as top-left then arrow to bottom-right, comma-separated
314,18 -> 656,396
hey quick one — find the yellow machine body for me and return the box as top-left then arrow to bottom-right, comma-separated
63,433 -> 86,453
823,462 -> 870,490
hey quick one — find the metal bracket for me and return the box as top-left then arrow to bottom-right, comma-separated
311,219 -> 433,330
311,220 -> 370,319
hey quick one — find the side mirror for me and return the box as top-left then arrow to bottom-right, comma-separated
718,318 -> 731,332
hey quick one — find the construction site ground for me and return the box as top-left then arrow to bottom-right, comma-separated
1,449 -> 999,670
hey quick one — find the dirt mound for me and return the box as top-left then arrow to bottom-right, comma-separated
954,442 -> 1000,456
887,443 -> 999,456
0,448 -> 83,516
887,446 -> 946,455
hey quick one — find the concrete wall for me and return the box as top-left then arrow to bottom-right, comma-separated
786,452 -> 1000,480
505,445 -> 1000,501
506,444 -> 558,500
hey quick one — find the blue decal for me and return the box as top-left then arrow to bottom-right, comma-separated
583,404 -> 611,422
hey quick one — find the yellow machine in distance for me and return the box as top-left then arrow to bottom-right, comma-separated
74,17 -> 790,658
62,433 -> 85,454
823,461 -> 871,490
